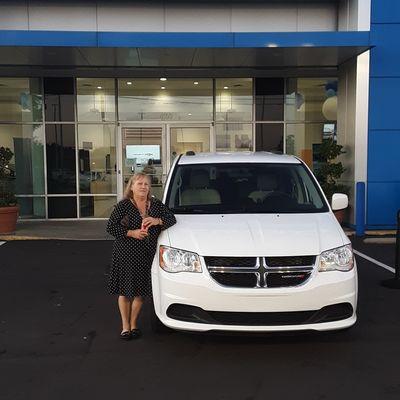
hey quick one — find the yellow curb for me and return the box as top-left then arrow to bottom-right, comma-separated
0,235 -> 50,240
366,230 -> 396,236
0,235 -> 112,241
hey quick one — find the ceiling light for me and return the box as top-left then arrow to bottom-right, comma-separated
127,81 -> 132,85
188,113 -> 192,116
193,81 -> 199,85
223,86 -> 229,90
161,86 -> 166,90
97,86 -> 102,89
160,78 -> 167,81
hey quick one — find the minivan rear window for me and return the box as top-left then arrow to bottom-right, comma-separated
166,163 -> 329,214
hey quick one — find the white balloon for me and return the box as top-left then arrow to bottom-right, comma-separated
322,96 -> 337,120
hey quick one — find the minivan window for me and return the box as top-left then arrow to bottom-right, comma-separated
166,163 -> 329,214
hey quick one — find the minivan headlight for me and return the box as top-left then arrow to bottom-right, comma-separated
319,244 -> 354,272
159,246 -> 202,273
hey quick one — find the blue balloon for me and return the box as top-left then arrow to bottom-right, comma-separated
326,88 -> 336,98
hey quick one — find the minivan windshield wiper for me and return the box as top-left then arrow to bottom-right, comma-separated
170,207 -> 208,214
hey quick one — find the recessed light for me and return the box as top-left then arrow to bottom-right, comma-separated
223,86 -> 229,90
193,81 -> 199,85
97,86 -> 102,89
127,81 -> 132,85
160,78 -> 167,81
188,113 -> 192,116
161,86 -> 166,90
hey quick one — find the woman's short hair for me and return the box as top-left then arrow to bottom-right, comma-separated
124,173 -> 152,200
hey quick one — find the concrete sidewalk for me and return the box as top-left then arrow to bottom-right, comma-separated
0,220 -> 112,241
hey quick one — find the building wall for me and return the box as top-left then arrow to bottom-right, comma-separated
0,1 -> 339,32
368,0 -> 400,228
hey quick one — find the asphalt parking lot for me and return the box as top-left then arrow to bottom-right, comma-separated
0,238 -> 399,400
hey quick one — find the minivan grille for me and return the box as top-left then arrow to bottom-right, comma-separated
204,256 -> 315,288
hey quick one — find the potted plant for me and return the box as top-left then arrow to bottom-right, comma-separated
314,139 -> 349,223
0,147 -> 18,234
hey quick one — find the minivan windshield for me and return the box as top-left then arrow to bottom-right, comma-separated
166,163 -> 329,214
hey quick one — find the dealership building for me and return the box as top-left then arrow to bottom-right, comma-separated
0,0 -> 398,229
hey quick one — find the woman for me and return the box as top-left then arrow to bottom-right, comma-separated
106,173 -> 176,340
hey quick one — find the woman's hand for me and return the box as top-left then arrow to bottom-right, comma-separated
141,217 -> 162,230
127,229 -> 148,240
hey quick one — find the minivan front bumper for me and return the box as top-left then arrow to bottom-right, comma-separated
152,256 -> 357,332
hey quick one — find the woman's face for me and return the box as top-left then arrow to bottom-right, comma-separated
131,176 -> 150,198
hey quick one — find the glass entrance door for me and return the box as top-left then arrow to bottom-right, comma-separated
118,124 -> 211,201
119,125 -> 166,200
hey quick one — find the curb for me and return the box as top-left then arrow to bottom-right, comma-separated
0,235 -> 113,241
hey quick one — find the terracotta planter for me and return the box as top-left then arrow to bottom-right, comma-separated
0,206 -> 19,234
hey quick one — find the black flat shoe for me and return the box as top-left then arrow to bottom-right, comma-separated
130,328 -> 142,339
120,330 -> 132,341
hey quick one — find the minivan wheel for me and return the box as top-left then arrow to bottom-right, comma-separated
150,308 -> 172,334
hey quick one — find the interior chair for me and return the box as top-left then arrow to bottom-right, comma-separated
181,170 -> 221,206
248,173 -> 279,203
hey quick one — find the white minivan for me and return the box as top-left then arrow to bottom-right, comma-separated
152,152 -> 357,333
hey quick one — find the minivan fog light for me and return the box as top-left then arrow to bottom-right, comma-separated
319,244 -> 354,272
159,246 -> 202,273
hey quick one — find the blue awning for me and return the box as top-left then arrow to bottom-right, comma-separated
0,31 -> 372,68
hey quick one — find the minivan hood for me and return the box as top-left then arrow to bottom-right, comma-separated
166,213 -> 346,257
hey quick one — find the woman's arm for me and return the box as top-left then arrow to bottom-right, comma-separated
158,201 -> 177,230
106,201 -> 129,240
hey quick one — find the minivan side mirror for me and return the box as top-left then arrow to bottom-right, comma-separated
331,193 -> 348,211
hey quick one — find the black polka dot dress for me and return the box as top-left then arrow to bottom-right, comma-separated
106,197 -> 176,298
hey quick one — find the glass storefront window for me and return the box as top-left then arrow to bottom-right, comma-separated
48,197 -> 77,219
170,127 -> 210,159
46,124 -> 76,194
285,123 -> 329,170
17,197 -> 46,219
78,124 -> 117,194
0,124 -> 45,195
77,78 -> 116,122
285,78 -> 338,122
255,123 -> 284,153
0,78 -> 42,122
255,78 -> 284,121
216,78 -> 252,122
80,196 -> 116,218
215,124 -> 253,152
44,78 -> 75,122
118,78 -> 213,121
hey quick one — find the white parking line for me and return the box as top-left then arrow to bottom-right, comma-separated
0,241 -> 5,246
353,249 -> 395,274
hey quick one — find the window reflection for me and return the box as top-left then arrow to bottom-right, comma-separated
46,124 -> 76,194
17,197 -> 46,219
44,78 -> 75,122
80,196 -> 116,218
255,124 -> 284,153
0,78 -> 42,122
285,78 -> 338,122
286,123 -> 330,170
216,124 -> 253,152
78,125 -> 117,194
77,78 -> 116,122
0,124 -> 45,195
48,197 -> 77,218
255,78 -> 284,121
216,78 -> 253,122
118,78 -> 212,121
170,127 -> 210,159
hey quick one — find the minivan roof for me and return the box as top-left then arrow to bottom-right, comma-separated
178,152 -> 301,165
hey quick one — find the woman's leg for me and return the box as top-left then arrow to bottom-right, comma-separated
130,296 -> 144,330
118,295 -> 132,333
